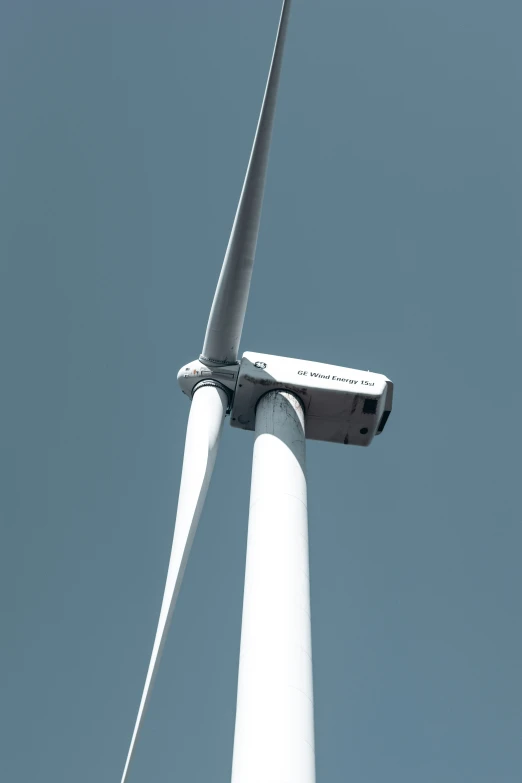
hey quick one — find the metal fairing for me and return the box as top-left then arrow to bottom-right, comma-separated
177,359 -> 239,399
231,352 -> 393,446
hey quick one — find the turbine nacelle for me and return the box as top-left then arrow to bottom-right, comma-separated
178,352 -> 393,447
232,352 -> 392,446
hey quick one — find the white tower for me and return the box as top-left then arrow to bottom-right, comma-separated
231,391 -> 315,781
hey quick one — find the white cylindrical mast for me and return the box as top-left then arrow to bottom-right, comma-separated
231,390 -> 316,783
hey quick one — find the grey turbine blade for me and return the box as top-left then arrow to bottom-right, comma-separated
200,0 -> 292,366
120,384 -> 228,782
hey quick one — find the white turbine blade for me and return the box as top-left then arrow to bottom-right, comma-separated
200,0 -> 292,366
120,383 -> 228,783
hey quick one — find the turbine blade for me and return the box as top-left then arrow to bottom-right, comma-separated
200,0 -> 292,366
120,383 -> 228,782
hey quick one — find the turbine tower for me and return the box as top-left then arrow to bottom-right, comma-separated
119,2 -> 393,780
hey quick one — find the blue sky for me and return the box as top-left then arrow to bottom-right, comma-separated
2,1 -> 521,781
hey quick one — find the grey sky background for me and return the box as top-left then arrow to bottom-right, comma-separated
1,0 -> 521,781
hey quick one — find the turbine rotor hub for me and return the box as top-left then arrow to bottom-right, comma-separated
177,359 -> 239,402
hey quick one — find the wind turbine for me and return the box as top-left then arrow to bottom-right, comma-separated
119,1 -> 393,781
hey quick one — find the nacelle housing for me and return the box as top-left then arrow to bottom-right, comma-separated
230,352 -> 393,446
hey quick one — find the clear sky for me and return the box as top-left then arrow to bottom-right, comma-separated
1,1 -> 521,781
